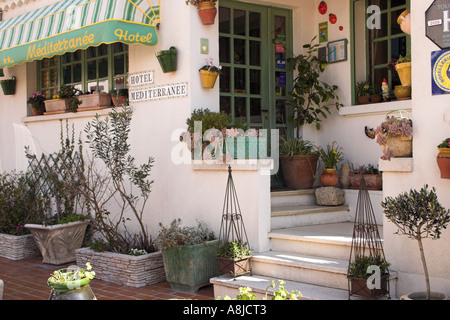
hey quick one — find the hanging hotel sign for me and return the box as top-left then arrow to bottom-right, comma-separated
426,0 -> 450,49
431,49 -> 450,95
129,82 -> 188,103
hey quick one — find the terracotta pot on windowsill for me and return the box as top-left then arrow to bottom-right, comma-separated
44,98 -> 73,115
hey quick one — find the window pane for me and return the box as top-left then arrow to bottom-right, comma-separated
113,42 -> 126,53
98,58 -> 108,78
276,100 -> 287,124
63,65 -> 72,84
372,13 -> 387,39
220,66 -> 231,93
275,72 -> 286,96
72,50 -> 82,62
250,69 -> 261,94
391,0 -> 406,8
219,7 -> 230,34
373,68 -> 388,89
234,9 -> 246,36
114,77 -> 126,90
219,37 -> 230,63
87,47 -> 96,59
373,40 -> 388,65
249,12 -> 261,37
391,9 -> 406,35
98,44 -> 108,56
369,0 -> 387,11
391,36 -> 407,60
250,98 -> 261,123
234,68 -> 246,93
73,63 -> 82,83
234,38 -> 246,64
249,40 -> 261,66
274,15 -> 286,41
114,54 -> 125,76
235,97 -> 247,120
220,96 -> 231,114
88,60 -> 97,80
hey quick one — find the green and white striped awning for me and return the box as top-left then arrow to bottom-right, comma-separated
0,0 -> 160,69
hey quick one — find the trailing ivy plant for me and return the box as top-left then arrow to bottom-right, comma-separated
285,37 -> 343,134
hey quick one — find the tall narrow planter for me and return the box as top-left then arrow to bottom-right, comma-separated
0,76 -> 16,95
198,1 -> 217,25
156,47 -> 177,73
25,220 -> 89,265
161,239 -> 219,292
280,155 -> 318,189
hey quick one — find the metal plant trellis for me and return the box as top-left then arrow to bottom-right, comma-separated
218,166 -> 252,277
347,176 -> 391,300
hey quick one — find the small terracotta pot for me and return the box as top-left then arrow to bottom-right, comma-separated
437,148 -> 450,179
320,168 -> 339,187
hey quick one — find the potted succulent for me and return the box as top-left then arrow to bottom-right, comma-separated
44,84 -> 82,114
27,91 -> 46,115
48,262 -> 96,300
347,254 -> 391,299
217,241 -> 253,277
375,110 -> 412,160
356,81 -> 380,105
317,141 -> 344,187
199,58 -> 221,88
186,0 -> 217,25
349,164 -> 382,190
381,185 -> 450,300
155,219 -> 219,292
279,137 -> 319,190
437,138 -> 450,179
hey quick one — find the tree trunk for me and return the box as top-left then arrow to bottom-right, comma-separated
417,237 -> 431,300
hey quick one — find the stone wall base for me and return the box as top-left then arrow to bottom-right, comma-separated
0,233 -> 41,260
75,248 -> 166,288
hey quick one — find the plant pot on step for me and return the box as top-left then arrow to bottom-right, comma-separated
217,256 -> 251,277
0,76 -> 16,95
400,292 -> 448,300
156,47 -> 177,73
25,220 -> 90,265
320,168 -> 339,187
198,1 -> 217,25
280,155 -> 318,189
349,274 -> 390,299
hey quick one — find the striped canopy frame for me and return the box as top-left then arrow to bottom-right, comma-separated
0,0 -> 161,69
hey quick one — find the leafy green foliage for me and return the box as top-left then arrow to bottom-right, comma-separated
279,137 -> 318,157
186,108 -> 248,135
348,255 -> 391,279
216,280 -> 301,300
217,241 -> 252,259
286,37 -> 342,133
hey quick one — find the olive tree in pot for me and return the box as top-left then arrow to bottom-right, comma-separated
381,185 -> 450,300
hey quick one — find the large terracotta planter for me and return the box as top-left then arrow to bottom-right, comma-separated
280,155 -> 318,190
437,148 -> 450,179
161,239 -> 219,292
395,62 -> 411,87
44,98 -> 73,115
198,1 -> 217,25
320,168 -> 339,187
25,220 -> 90,265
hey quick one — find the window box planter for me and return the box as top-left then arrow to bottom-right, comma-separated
348,274 -> 390,299
44,98 -> 73,115
349,173 -> 382,190
0,76 -> 16,95
161,239 -> 219,292
77,93 -> 112,111
75,248 -> 166,288
0,233 -> 41,260
25,220 -> 90,265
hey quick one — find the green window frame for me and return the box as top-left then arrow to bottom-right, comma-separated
351,0 -> 410,104
38,43 -> 128,98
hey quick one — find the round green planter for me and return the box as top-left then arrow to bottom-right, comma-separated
162,239 -> 219,292
0,76 -> 16,95
48,269 -> 96,300
156,47 -> 177,73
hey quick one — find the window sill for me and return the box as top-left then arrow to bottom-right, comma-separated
22,107 -> 113,124
378,157 -> 413,172
339,99 -> 412,117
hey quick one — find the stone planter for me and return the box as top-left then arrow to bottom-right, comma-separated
75,248 -> 166,288
349,174 -> 382,190
77,93 -> 112,111
25,220 -> 90,265
400,291 -> 448,300
381,135 -> 412,158
44,98 -> 73,115
0,233 -> 41,260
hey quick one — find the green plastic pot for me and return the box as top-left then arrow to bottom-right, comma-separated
156,46 -> 177,73
161,239 -> 219,292
1,76 -> 16,95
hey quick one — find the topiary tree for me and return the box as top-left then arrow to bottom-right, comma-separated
381,185 -> 450,300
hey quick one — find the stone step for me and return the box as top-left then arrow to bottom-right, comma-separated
271,205 -> 351,229
271,189 -> 316,208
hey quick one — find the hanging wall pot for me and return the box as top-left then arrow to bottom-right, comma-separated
198,1 -> 217,25
155,47 -> 177,73
0,76 -> 16,95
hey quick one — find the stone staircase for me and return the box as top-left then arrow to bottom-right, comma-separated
211,189 -> 397,300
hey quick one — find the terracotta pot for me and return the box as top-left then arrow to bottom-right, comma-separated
395,62 -> 411,87
320,168 -> 339,187
280,155 -> 318,190
394,85 -> 411,100
437,148 -> 450,179
198,1 -> 217,25
357,95 -> 370,105
44,98 -> 73,115
349,173 -> 382,190
370,94 -> 382,103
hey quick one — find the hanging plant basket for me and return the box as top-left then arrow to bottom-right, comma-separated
200,69 -> 219,88
0,76 -> 16,95
155,47 -> 177,73
198,1 -> 217,25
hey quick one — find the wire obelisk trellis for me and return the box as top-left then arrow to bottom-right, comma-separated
347,175 -> 390,300
218,166 -> 251,277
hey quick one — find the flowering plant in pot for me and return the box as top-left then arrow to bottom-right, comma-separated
317,141 -> 344,187
27,92 -> 46,115
199,58 -> 221,88
375,110 -> 412,160
186,0 -> 217,25
349,164 -> 382,190
356,81 -> 378,105
44,85 -> 82,114
381,185 -> 450,300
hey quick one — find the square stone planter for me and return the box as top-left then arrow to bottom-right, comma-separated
75,248 -> 166,288
77,93 -> 112,111
25,220 -> 90,265
0,233 -> 41,260
44,98 -> 73,115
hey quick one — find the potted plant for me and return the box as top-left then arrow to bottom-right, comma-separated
356,81 -> 379,105
48,262 -> 96,300
27,91 -> 46,115
349,164 -> 382,190
279,137 -> 319,190
186,0 -> 217,25
217,241 -> 253,277
155,219 -> 219,292
24,122 -> 90,265
110,89 -> 129,107
375,110 -> 412,160
286,37 -> 342,134
76,106 -> 164,288
77,90 -> 112,111
155,46 -> 177,73
437,138 -> 450,179
0,171 -> 48,260
347,254 -> 391,299
0,76 -> 16,95
44,85 -> 82,114
394,55 -> 411,87
317,141 -> 344,187
381,185 -> 450,300
199,58 -> 221,88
